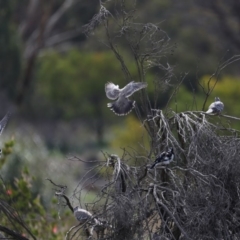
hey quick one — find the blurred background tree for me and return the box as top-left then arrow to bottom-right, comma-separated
0,0 -> 21,102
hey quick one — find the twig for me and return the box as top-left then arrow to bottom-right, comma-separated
46,178 -> 67,189
152,185 -> 191,240
55,192 -> 74,212
0,225 -> 30,240
221,114 -> 240,121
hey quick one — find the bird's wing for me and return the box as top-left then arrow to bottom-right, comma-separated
206,101 -> 224,113
208,102 -> 215,109
0,112 -> 10,136
165,151 -> 174,161
206,102 -> 217,113
154,152 -> 167,163
206,108 -> 214,114
121,81 -> 148,98
215,101 -> 224,112
105,82 -> 120,100
107,97 -> 135,116
150,152 -> 169,169
157,151 -> 167,159
75,209 -> 92,222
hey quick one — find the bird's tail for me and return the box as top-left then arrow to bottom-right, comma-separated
206,109 -> 213,114
107,100 -> 135,116
150,163 -> 156,169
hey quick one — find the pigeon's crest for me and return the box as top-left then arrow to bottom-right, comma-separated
206,97 -> 224,114
105,81 -> 147,116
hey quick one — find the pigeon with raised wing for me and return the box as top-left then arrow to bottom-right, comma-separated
206,97 -> 224,114
105,81 -> 147,116
150,147 -> 174,169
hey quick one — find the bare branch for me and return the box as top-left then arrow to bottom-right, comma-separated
0,225 -> 29,240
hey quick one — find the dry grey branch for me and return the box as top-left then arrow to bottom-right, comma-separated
82,5 -> 111,35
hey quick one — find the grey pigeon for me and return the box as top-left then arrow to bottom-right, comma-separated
73,206 -> 99,225
150,148 -> 174,169
206,97 -> 224,114
105,81 -> 147,116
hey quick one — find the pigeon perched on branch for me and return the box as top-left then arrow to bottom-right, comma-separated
206,97 -> 224,114
150,148 -> 174,169
105,81 -> 147,116
73,206 -> 100,225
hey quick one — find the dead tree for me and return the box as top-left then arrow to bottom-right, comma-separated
49,1 -> 240,239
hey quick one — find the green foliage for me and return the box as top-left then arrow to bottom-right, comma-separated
35,50 -> 124,119
0,139 -> 67,239
168,84 -> 205,112
0,138 -> 14,168
110,115 -> 149,158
